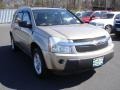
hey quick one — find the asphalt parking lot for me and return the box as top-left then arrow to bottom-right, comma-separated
0,24 -> 120,90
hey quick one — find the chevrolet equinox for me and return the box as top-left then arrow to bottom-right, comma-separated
10,7 -> 114,77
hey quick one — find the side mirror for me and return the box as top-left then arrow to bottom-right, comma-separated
15,17 -> 22,23
18,21 -> 32,28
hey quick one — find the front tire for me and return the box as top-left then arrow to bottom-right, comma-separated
11,37 -> 18,51
33,48 -> 47,78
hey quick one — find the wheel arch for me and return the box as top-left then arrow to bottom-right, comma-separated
105,24 -> 113,33
30,42 -> 52,69
105,24 -> 113,27
31,42 -> 42,55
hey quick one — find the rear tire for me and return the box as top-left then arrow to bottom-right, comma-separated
32,47 -> 47,78
105,25 -> 112,34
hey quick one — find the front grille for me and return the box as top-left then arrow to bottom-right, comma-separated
115,20 -> 120,28
73,36 -> 108,52
73,36 -> 106,42
75,42 -> 108,52
115,24 -> 120,28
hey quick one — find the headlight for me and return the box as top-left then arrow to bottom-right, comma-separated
89,22 -> 96,26
49,37 -> 73,54
90,22 -> 104,28
108,37 -> 112,45
105,32 -> 113,45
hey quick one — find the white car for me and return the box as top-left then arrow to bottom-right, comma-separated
90,12 -> 120,33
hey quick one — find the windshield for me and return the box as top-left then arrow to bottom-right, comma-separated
82,11 -> 93,17
92,11 -> 107,17
32,9 -> 81,26
102,13 -> 114,19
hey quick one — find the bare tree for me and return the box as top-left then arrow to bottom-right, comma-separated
1,0 -> 120,10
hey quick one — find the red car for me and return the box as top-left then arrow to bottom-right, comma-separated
75,11 -> 93,23
76,10 -> 108,23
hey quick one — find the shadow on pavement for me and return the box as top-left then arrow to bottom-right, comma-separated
0,45 -> 95,90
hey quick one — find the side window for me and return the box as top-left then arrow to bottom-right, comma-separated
22,12 -> 31,24
101,12 -> 107,17
115,14 -> 120,20
93,12 -> 100,17
14,12 -> 23,24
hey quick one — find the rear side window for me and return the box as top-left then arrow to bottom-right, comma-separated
102,13 -> 114,19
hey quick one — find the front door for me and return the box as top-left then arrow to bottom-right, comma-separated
19,11 -> 33,54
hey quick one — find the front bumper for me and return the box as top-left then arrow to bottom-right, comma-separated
63,52 -> 113,73
49,52 -> 114,74
43,44 -> 114,74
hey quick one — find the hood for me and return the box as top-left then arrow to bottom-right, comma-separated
38,24 -> 109,40
91,19 -> 114,25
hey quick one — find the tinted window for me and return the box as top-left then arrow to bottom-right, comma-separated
32,9 -> 81,26
102,13 -> 114,19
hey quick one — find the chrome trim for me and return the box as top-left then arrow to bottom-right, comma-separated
58,37 -> 109,46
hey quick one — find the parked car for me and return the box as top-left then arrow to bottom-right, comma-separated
10,6 -> 114,77
90,12 -> 120,33
75,11 -> 93,23
76,10 -> 107,23
114,16 -> 120,37
90,11 -> 108,21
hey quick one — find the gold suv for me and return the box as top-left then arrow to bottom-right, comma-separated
10,6 -> 114,77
